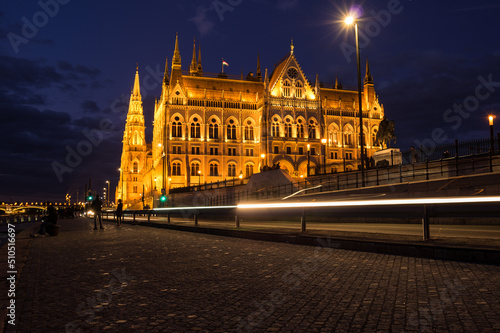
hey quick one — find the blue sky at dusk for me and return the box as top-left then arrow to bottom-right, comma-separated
1,0 -> 499,202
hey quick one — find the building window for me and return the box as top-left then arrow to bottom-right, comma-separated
295,81 -> 303,98
246,148 -> 254,156
173,146 -> 181,154
227,119 -> 236,140
331,152 -> 338,159
210,147 -> 218,155
191,146 -> 200,154
172,118 -> 182,138
133,176 -> 137,182
244,121 -> 254,141
344,132 -> 353,146
190,118 -> 201,138
133,161 -> 138,173
286,146 -> 291,154
272,117 -> 280,137
209,120 -> 219,139
246,164 -> 253,178
283,80 -> 291,97
133,185 -> 138,193
172,162 -> 181,176
228,148 -> 236,156
299,147 -> 304,155
308,120 -> 316,139
284,121 -> 292,137
273,146 -> 279,154
297,119 -> 304,139
346,152 -> 353,160
210,163 -> 219,176
190,163 -> 200,176
311,148 -> 316,155
228,163 -> 236,177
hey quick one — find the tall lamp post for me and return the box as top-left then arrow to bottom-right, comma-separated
321,138 -> 327,174
345,15 -> 365,186
105,180 -> 110,206
198,169 -> 201,187
489,115 -> 495,155
307,144 -> 311,177
118,168 -> 123,201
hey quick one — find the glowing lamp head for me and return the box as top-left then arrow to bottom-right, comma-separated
321,138 -> 327,144
198,170 -> 201,175
344,16 -> 354,25
260,153 -> 265,159
489,115 -> 494,126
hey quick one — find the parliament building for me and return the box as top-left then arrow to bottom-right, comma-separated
117,35 -> 386,208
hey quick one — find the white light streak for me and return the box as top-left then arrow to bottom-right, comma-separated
237,196 -> 500,210
153,205 -> 236,212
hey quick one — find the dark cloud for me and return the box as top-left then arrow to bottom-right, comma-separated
81,100 -> 99,113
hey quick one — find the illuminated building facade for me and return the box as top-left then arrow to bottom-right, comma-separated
117,35 -> 385,208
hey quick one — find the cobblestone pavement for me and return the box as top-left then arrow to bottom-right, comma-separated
6,218 -> 500,332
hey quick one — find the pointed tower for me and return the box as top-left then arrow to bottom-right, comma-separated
162,56 -> 169,87
197,43 -> 203,76
170,33 -> 183,86
256,52 -> 262,81
118,67 -> 147,208
363,59 -> 376,110
190,38 -> 198,75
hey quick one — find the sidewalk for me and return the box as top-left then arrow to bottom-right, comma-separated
2,218 -> 500,332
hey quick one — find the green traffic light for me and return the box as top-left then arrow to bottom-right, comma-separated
160,195 -> 167,202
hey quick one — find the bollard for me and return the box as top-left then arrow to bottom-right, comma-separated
148,212 -> 151,223
167,213 -> 170,224
235,215 -> 240,228
422,205 -> 430,241
194,214 -> 198,226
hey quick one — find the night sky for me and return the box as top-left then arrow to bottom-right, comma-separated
1,0 -> 499,203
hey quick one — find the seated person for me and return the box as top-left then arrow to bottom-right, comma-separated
32,205 -> 58,237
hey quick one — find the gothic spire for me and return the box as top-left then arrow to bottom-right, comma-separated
290,38 -> 294,55
163,56 -> 169,85
131,65 -> 141,101
172,32 -> 181,69
256,51 -> 262,81
364,58 -> 373,84
197,43 -> 203,75
190,37 -> 197,75
335,76 -> 339,89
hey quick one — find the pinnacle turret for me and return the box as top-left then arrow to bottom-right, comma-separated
364,59 -> 373,85
197,43 -> 203,75
163,57 -> 169,86
256,52 -> 262,81
172,32 -> 181,69
190,38 -> 198,75
131,65 -> 141,101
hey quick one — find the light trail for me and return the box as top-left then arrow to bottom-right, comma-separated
152,205 -> 236,212
237,196 -> 500,210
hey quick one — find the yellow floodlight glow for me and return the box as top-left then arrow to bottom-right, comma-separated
489,115 -> 494,126
237,196 -> 500,210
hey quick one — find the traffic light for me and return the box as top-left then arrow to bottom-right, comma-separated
160,189 -> 167,204
87,191 -> 93,201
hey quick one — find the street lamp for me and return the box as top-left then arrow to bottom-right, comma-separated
105,180 -> 110,206
260,153 -> 266,170
321,138 -> 327,174
307,144 -> 310,177
489,115 -> 495,154
198,169 -> 201,187
344,14 -> 365,186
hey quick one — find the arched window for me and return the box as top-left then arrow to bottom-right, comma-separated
244,121 -> 254,141
227,163 -> 236,177
272,117 -> 280,137
227,119 -> 236,140
209,118 -> 219,139
295,81 -> 303,98
172,116 -> 182,137
132,131 -> 142,145
343,127 -> 353,146
172,162 -> 181,176
308,120 -> 317,139
245,164 -> 253,178
297,119 -> 304,139
283,80 -> 291,97
284,118 -> 292,137
210,163 -> 219,176
190,117 -> 201,138
133,161 -> 138,173
372,129 -> 378,147
190,163 -> 200,176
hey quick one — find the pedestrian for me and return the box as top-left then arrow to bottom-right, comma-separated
32,205 -> 58,237
92,196 -> 104,230
116,199 -> 123,226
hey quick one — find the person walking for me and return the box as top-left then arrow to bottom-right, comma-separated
92,196 -> 104,230
116,199 -> 123,226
